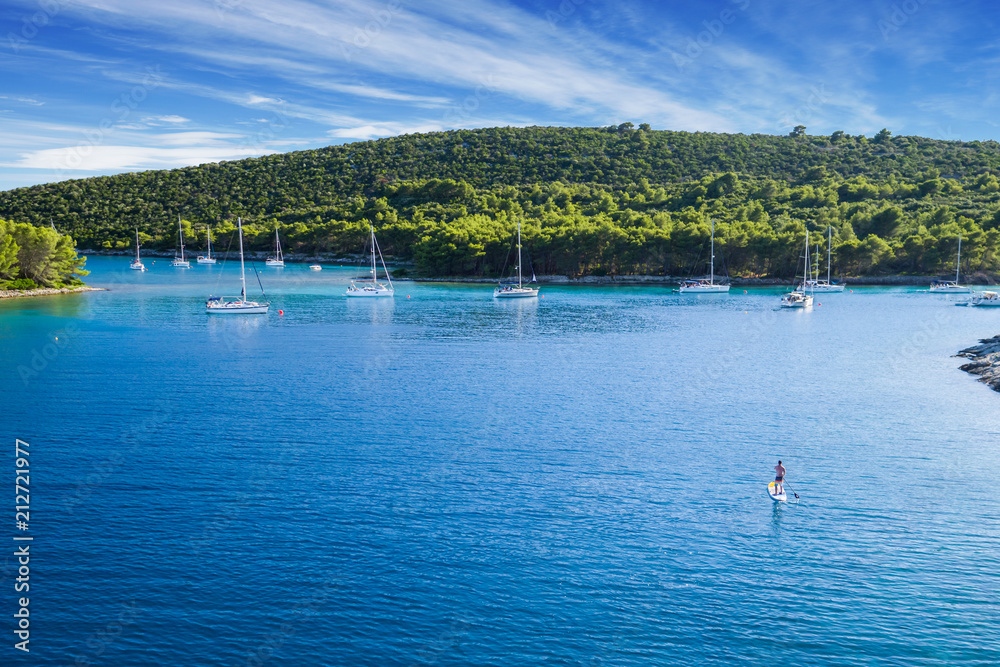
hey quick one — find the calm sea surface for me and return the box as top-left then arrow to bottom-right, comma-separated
3,256 -> 1000,665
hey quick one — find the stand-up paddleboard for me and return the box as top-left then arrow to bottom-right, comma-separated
768,481 -> 787,502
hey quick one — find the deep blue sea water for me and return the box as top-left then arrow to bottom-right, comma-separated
3,256 -> 1000,665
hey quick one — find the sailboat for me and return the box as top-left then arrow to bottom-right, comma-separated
494,219 -> 539,298
197,225 -> 217,264
678,219 -> 730,293
806,227 -> 846,292
346,224 -> 394,297
265,224 -> 284,267
130,228 -> 146,271
929,233 -> 971,293
206,217 -> 269,314
780,229 -> 814,308
171,215 -> 190,268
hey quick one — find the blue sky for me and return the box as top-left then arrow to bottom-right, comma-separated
1,0 -> 999,191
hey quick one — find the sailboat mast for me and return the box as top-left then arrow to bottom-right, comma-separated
957,233 -> 962,283
517,219 -> 523,289
710,219 -> 715,286
135,227 -> 140,261
805,230 -> 810,289
238,217 -> 247,299
208,225 -> 213,258
178,214 -> 185,261
370,225 -> 377,282
827,226 -> 832,284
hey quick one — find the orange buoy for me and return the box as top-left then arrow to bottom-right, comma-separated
407,295 -> 410,299
279,310 -> 284,315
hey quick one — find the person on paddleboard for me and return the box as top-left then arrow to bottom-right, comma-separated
774,460 -> 786,496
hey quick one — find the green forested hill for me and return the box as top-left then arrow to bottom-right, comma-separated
3,124 -> 1000,278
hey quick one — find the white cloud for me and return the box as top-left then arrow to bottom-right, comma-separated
147,114 -> 189,124
0,96 -> 45,106
11,144 -> 278,171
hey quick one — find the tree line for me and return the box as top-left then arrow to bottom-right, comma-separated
3,125 -> 1000,278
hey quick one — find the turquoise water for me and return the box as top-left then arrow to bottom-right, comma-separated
4,256 -> 1000,665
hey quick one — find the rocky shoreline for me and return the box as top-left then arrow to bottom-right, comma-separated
0,286 -> 103,300
957,335 -> 1000,392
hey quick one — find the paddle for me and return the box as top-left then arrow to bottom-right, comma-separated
784,481 -> 799,499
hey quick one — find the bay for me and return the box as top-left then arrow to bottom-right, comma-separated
3,256 -> 1000,665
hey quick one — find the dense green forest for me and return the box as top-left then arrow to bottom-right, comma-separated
3,124 -> 1000,278
0,218 -> 89,289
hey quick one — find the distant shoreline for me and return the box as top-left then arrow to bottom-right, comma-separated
0,286 -> 103,300
413,275 -> 985,287
77,251 -> 997,287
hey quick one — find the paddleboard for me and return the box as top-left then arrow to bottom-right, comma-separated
768,481 -> 787,502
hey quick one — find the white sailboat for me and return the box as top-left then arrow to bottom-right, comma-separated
206,217 -> 269,314
346,224 -> 394,297
969,290 -> 1000,307
171,215 -> 190,268
806,226 -> 845,292
929,233 -> 971,293
494,219 -> 539,298
197,225 -> 217,264
265,224 -> 284,267
780,229 -> 815,308
678,219 -> 730,293
130,228 -> 146,271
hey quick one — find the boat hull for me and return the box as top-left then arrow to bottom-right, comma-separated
930,283 -> 971,293
780,294 -> 814,308
197,257 -> 217,264
129,262 -> 145,271
265,260 -> 285,267
206,300 -> 269,314
809,283 -> 845,292
970,292 -> 1000,307
171,260 -> 190,268
494,288 -> 538,298
346,287 -> 393,298
678,284 -> 730,293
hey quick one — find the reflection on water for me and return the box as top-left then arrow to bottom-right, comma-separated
206,313 -> 266,350
771,500 -> 783,537
345,296 -> 395,326
493,296 -> 538,336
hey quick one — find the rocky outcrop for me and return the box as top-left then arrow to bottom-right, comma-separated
957,335 -> 1000,392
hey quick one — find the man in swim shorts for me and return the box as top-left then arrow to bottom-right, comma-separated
774,460 -> 786,495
